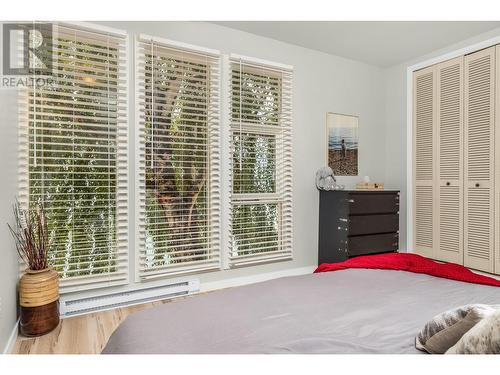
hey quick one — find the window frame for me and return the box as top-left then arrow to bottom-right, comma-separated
134,34 -> 222,281
18,21 -> 130,293
226,54 -> 294,268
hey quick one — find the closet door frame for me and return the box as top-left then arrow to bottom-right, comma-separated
407,36 -> 500,275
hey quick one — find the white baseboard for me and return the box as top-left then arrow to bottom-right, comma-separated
2,318 -> 19,354
200,265 -> 317,293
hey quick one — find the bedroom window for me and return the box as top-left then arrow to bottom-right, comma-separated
136,35 -> 221,279
19,23 -> 129,292
228,56 -> 293,267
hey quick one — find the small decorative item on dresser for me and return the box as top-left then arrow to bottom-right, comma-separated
315,166 -> 345,191
356,182 -> 385,190
8,201 -> 60,337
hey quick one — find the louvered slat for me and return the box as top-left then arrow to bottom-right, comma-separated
464,47 -> 495,273
436,57 -> 463,264
415,186 -> 434,249
439,186 -> 461,254
415,72 -> 434,182
413,66 -> 435,257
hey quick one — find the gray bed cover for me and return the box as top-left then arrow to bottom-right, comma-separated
102,269 -> 500,354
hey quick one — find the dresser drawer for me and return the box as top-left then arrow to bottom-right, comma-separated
348,192 -> 399,215
349,214 -> 399,236
348,233 -> 399,257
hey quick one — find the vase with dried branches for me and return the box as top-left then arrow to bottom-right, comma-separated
8,201 -> 60,336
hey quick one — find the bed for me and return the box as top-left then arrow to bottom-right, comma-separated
102,265 -> 500,354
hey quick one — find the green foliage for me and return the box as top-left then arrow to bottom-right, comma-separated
230,66 -> 282,257
29,36 -> 119,279
143,54 -> 209,270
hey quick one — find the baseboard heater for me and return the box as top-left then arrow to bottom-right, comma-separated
59,279 -> 200,317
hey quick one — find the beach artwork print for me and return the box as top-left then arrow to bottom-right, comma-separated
327,113 -> 359,176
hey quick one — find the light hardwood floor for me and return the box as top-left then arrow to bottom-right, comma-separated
12,298 -> 178,354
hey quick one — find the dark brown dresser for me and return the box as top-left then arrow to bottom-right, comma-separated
318,190 -> 400,265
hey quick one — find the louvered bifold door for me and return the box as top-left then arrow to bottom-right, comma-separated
413,66 -> 436,258
495,45 -> 500,275
464,47 -> 495,273
435,57 -> 464,264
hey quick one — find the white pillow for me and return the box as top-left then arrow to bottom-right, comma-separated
416,304 -> 498,354
446,309 -> 500,354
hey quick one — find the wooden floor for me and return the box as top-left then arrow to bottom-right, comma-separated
12,298 -> 178,354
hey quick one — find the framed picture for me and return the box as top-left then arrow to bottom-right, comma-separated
326,112 -> 359,176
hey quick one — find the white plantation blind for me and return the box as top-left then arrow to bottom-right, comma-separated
136,35 -> 221,279
18,23 -> 128,292
228,55 -> 293,267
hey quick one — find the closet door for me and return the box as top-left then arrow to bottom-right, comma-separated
435,57 -> 464,264
413,66 -> 436,258
464,47 -> 495,273
496,45 -> 500,275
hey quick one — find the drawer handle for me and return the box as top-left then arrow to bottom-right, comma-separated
446,182 -> 450,186
475,183 -> 480,188
339,218 -> 348,222
348,199 -> 355,203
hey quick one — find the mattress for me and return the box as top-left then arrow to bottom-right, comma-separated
102,269 -> 500,354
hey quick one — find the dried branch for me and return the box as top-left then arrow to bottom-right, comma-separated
8,201 -> 49,271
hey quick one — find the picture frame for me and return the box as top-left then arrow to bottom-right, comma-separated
326,112 -> 359,176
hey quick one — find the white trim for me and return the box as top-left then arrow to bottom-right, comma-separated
137,33 -> 220,57
406,33 -> 500,253
199,265 -> 316,293
221,55 -> 231,270
54,21 -> 127,37
407,34 -> 500,73
230,53 -> 293,72
134,36 -> 142,283
406,66 -> 414,253
2,319 -> 19,354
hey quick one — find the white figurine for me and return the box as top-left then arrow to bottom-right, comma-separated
315,167 -> 345,190
316,167 -> 336,190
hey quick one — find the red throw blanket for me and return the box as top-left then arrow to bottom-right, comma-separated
315,253 -> 500,287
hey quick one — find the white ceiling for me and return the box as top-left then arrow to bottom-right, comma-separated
214,22 -> 500,67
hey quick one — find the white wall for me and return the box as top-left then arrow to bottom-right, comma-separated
0,21 -> 388,349
0,87 -> 20,353
383,26 -> 500,252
